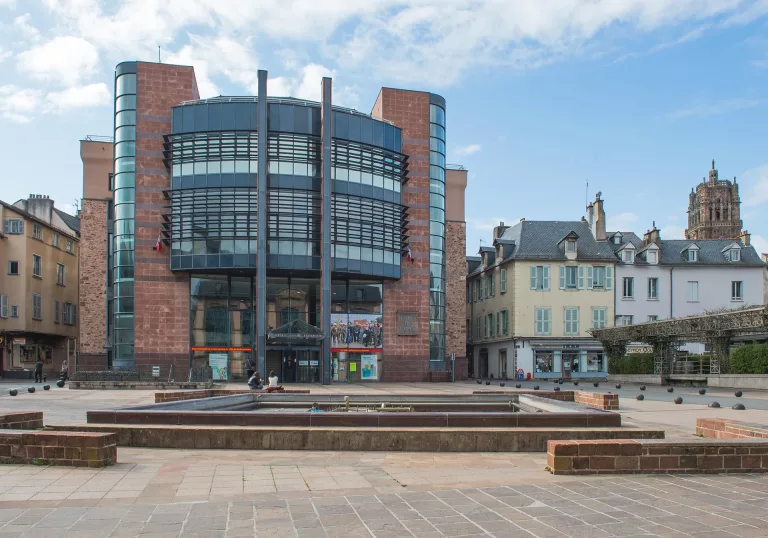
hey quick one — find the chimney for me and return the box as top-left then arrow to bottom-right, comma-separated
591,192 -> 606,241
493,221 -> 509,240
643,221 -> 661,246
21,194 -> 54,225
739,230 -> 750,247
580,216 -> 587,223
519,218 -> 525,222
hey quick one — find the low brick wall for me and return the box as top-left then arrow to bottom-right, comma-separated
547,439 -> 768,475
155,388 -> 311,403
697,418 -> 768,439
69,381 -> 213,390
574,391 -> 619,411
0,412 -> 44,430
0,430 -> 117,467
50,424 -> 664,452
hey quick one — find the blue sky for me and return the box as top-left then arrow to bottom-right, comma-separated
1,1 -> 767,255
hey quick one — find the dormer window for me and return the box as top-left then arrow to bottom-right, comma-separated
729,249 -> 740,262
613,233 -> 623,245
622,250 -> 635,264
646,250 -> 658,264
566,239 -> 576,253
687,250 -> 698,262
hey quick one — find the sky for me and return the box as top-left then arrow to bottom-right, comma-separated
1,0 -> 767,256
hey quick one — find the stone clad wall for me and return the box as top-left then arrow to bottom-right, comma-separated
374,89 -> 431,382
446,220 -> 467,379
697,418 -> 768,439
0,431 -> 117,467
133,62 -> 198,376
77,198 -> 109,369
0,412 -> 43,430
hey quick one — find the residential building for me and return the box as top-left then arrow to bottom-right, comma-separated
467,197 -> 616,380
686,160 -> 742,240
77,60 -> 467,383
0,195 -> 79,378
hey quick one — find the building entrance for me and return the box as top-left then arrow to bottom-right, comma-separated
275,348 -> 320,383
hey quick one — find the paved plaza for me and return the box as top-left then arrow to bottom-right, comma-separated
1,381 -> 768,536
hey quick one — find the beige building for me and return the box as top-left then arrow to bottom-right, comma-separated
467,196 -> 616,380
0,196 -> 79,379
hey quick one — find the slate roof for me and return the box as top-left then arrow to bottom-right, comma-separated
659,240 -> 765,266
607,231 -> 642,251
54,208 -> 80,233
466,256 -> 481,276
496,220 -> 616,261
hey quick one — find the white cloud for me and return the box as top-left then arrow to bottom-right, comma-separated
17,36 -> 99,86
607,211 -> 640,232
264,63 -> 360,108
13,13 -> 41,41
46,83 -> 111,110
0,0 -> 16,7
0,46 -> 10,63
0,85 -> 42,123
455,144 -> 482,157
658,224 -> 687,240
468,216 -> 516,232
741,163 -> 768,207
669,98 -> 761,120
751,234 -> 768,257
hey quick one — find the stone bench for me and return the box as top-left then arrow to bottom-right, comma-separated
0,412 -> 43,430
0,430 -> 117,467
547,438 -> 768,475
697,418 -> 768,439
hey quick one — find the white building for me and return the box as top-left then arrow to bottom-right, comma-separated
612,226 -> 765,352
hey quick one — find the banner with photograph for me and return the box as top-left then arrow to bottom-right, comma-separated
331,313 -> 383,349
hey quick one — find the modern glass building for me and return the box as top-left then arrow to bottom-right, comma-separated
85,61 -> 468,383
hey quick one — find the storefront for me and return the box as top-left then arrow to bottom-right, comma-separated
0,334 -> 75,379
519,340 -> 606,380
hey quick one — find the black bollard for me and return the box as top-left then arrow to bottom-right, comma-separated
699,389 -> 706,395
28,387 -> 35,393
593,382 -> 599,387
732,403 -> 746,410
500,382 -> 505,387
640,385 -> 646,391
615,384 -> 622,389
43,385 -> 50,391
573,381 -> 579,386
708,402 -> 721,408
636,394 -> 644,401
554,387 -> 561,391
515,383 -> 521,389
56,380 -> 65,388
485,381 -> 491,386
9,389 -> 18,396
674,397 -> 683,404
735,390 -> 743,397
667,387 -> 674,393
533,385 -> 539,390
476,380 -> 482,384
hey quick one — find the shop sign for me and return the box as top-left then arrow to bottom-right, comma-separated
397,311 -> 418,335
209,353 -> 229,381
361,354 -> 377,380
13,338 -> 26,345
309,360 -> 319,366
627,345 -> 653,354
331,348 -> 379,353
299,360 -> 309,366
191,346 -> 252,352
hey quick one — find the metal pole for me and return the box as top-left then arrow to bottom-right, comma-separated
320,77 -> 332,385
256,70 -> 268,379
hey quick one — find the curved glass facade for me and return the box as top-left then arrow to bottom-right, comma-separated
165,98 -> 406,279
429,99 -> 446,363
112,63 -> 137,368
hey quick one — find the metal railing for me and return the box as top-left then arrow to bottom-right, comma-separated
82,135 -> 114,143
71,365 -> 212,383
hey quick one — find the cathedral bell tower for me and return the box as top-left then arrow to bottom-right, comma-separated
685,160 -> 742,240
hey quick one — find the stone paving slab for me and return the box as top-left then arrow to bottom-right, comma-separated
0,474 -> 766,537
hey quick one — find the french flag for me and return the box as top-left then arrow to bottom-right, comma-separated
405,246 -> 413,263
154,234 -> 162,252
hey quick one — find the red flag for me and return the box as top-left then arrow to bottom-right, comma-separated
154,234 -> 162,252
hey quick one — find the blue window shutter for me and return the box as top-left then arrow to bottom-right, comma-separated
559,266 -> 566,289
578,266 -> 585,289
543,266 -> 550,290
587,266 -> 594,289
530,266 -> 537,289
606,265 -> 613,290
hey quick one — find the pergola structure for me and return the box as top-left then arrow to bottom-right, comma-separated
590,305 -> 768,375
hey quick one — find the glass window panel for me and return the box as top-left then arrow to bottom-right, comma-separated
279,161 -> 293,174
115,141 -> 135,158
116,95 -> 136,112
116,74 -> 136,96
194,161 -> 206,174
222,160 -> 235,173
181,162 -> 193,176
235,160 -> 249,173
208,160 -> 221,173
116,110 -> 136,127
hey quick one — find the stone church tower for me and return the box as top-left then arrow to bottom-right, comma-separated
685,160 -> 742,240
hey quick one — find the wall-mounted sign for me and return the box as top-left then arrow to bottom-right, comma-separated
13,338 -> 26,345
209,353 -> 228,380
191,346 -> 252,352
397,311 -> 418,336
627,345 -> 653,354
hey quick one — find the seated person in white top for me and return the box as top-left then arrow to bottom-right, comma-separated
267,370 -> 284,392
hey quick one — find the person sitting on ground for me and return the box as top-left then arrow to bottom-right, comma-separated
247,371 -> 263,390
266,370 -> 284,393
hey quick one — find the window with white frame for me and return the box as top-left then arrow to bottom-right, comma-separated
728,249 -> 741,262
648,277 -> 658,299
687,281 -> 699,302
52,232 -> 60,248
589,266 -> 611,289
32,293 -> 42,320
616,315 -> 634,326
32,224 -> 43,241
591,307 -> 607,329
8,260 -> 19,275
646,250 -> 658,264
0,295 -> 7,318
622,249 -> 635,263
530,265 -> 551,291
566,239 -> 576,253
32,254 -> 41,278
3,220 -> 23,234
564,307 -> 579,335
500,269 -> 507,293
622,277 -> 634,299
66,239 -> 73,254
687,249 -> 698,262
535,308 -> 551,335
56,263 -> 65,286
564,266 -> 578,289
732,281 -> 743,301
648,315 -> 658,322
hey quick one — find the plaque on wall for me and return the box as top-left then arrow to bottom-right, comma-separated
397,311 -> 418,336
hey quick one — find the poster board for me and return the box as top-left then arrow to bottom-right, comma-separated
209,353 -> 229,381
361,354 -> 377,380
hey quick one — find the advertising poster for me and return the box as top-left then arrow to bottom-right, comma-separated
330,313 -> 383,349
209,353 -> 229,381
361,354 -> 377,380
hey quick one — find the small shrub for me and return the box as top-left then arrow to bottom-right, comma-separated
730,344 -> 768,374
